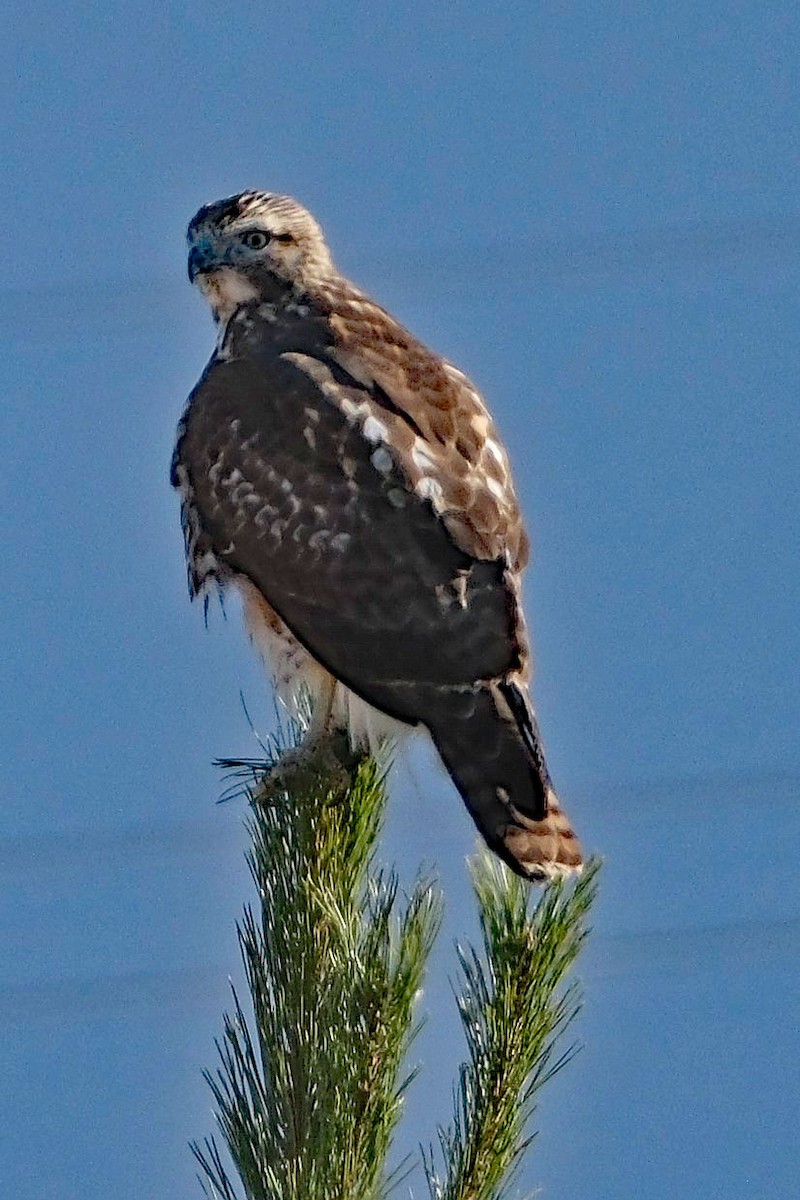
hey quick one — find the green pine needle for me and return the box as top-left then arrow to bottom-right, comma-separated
193,732 -> 599,1200
193,748 -> 442,1200
423,855 -> 601,1200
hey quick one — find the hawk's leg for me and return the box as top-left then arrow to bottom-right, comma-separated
257,681 -> 363,803
311,675 -> 339,739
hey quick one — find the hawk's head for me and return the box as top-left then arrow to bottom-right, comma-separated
187,191 -> 334,321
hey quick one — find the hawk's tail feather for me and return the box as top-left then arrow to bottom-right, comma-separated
426,679 -> 583,881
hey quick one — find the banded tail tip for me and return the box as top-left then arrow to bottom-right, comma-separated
501,787 -> 584,882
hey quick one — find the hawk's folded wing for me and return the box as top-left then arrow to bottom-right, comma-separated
173,301 -> 531,722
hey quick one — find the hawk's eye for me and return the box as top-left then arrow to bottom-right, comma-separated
243,230 -> 270,250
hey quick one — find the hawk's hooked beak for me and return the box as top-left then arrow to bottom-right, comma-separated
188,240 -> 218,283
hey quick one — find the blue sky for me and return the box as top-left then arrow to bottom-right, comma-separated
2,3 -> 798,1197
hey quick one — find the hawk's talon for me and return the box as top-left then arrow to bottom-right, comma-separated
255,731 -> 361,804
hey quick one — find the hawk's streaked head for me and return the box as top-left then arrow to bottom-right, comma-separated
187,191 -> 335,321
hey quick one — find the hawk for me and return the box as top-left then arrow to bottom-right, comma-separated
172,190 -> 583,880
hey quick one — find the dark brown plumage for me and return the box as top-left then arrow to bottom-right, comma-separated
172,190 -> 583,879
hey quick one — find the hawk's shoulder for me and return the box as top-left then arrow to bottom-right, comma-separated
303,278 -> 530,570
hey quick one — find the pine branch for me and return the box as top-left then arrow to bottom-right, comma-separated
423,855 -> 601,1200
194,725 -> 599,1200
192,739 -> 442,1200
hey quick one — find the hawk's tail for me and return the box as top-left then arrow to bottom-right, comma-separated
427,678 -> 583,881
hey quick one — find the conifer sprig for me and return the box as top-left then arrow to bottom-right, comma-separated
193,749 -> 441,1200
423,855 -> 600,1200
193,737 -> 598,1200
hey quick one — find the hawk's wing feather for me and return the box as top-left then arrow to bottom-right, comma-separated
174,308 -> 527,718
323,287 -> 530,570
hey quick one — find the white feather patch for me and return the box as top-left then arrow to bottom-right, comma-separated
417,476 -> 444,504
411,439 -> 438,472
363,415 -> 389,444
370,446 -> 393,475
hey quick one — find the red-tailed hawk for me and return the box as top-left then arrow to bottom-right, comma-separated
172,191 -> 582,880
